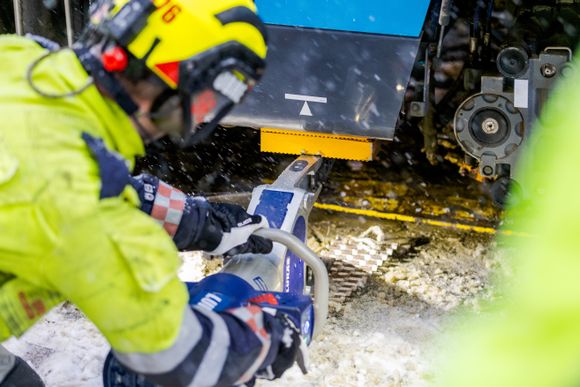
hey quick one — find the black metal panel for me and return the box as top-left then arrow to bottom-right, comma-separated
224,26 -> 421,140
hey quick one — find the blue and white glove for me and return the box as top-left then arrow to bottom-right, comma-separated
130,174 -> 272,256
203,203 -> 273,257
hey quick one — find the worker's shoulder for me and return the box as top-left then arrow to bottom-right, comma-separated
0,34 -> 48,69
0,34 -> 43,50
0,35 -> 40,80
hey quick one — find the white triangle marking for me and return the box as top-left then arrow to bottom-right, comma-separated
300,102 -> 313,116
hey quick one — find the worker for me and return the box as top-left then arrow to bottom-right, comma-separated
0,0 -> 307,386
435,52 -> 580,386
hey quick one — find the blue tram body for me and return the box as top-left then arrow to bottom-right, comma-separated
223,0 -> 433,140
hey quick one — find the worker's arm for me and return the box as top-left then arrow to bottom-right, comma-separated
114,303 -> 305,386
130,173 -> 272,256
81,132 -> 271,257
50,198 -> 301,386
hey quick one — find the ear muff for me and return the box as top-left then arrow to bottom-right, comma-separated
101,45 -> 129,72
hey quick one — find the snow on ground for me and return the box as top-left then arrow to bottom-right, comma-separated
268,294 -> 441,387
3,304 -> 108,387
265,219 -> 497,387
3,219 -> 497,387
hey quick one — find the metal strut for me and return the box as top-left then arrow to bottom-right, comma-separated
64,0 -> 74,47
437,0 -> 452,58
12,0 -> 22,36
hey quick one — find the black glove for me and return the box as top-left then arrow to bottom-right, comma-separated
255,313 -> 309,381
205,203 -> 273,257
128,173 -> 272,256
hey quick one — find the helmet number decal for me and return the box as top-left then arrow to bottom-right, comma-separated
162,5 -> 181,23
153,0 -> 182,24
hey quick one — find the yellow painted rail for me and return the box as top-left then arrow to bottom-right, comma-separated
314,203 -> 527,237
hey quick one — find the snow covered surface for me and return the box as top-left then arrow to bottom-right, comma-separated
3,304 -> 108,387
4,292 -> 439,387
3,224 -> 496,387
266,294 -> 440,387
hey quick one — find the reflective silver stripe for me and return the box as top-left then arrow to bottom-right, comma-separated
190,306 -> 230,387
114,307 -> 201,375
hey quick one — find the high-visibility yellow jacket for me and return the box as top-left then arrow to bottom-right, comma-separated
0,35 -> 187,354
0,35 -> 295,387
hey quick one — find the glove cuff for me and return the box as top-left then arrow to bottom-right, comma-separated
193,206 -> 225,252
174,197 -> 222,251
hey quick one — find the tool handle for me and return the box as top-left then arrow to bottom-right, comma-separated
253,228 -> 329,339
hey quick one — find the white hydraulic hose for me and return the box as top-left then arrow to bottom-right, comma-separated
254,228 -> 329,339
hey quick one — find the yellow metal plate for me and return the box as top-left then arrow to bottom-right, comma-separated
260,128 -> 376,161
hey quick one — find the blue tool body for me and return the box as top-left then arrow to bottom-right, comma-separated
256,0 -> 431,37
186,274 -> 315,342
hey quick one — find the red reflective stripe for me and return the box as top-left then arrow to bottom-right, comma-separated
157,181 -> 172,197
151,204 -> 169,220
169,199 -> 184,210
163,222 -> 179,236
151,181 -> 186,237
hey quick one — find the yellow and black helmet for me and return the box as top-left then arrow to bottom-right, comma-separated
84,0 -> 268,144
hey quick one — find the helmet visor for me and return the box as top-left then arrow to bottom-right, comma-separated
180,85 -> 237,146
190,88 -> 234,126
149,69 -> 254,146
148,87 -> 232,139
